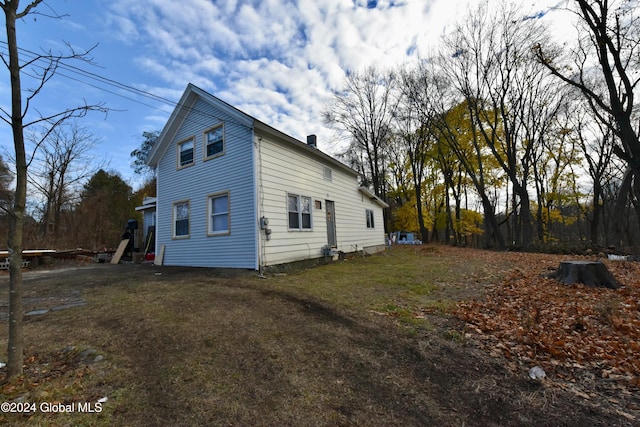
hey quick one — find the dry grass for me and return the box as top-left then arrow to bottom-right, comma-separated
0,245 -> 632,426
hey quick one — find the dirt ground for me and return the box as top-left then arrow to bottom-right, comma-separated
0,248 -> 637,426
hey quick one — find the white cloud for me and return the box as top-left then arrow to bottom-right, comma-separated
99,0 -> 580,157
0,0 -> 587,190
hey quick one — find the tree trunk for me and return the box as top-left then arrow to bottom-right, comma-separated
480,193 -> 505,249
610,168 -> 633,248
5,1 -> 26,379
547,261 -> 621,289
416,199 -> 428,244
536,195 -> 545,242
632,172 -> 640,252
590,180 -> 603,245
413,178 -> 429,244
510,178 -> 534,249
444,184 -> 452,245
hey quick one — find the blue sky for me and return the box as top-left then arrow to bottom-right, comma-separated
0,0 -> 567,190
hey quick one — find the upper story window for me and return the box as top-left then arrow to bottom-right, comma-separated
177,138 -> 194,168
323,166 -> 333,181
288,194 -> 312,230
366,209 -> 375,229
208,192 -> 230,235
204,125 -> 225,160
173,200 -> 190,238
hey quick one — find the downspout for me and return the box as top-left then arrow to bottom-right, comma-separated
253,131 -> 261,271
154,169 -> 159,258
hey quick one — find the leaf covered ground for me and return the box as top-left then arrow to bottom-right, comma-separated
454,249 -> 640,421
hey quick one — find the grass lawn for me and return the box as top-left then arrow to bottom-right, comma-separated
0,245 -> 635,426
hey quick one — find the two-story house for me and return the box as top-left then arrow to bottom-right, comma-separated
145,83 -> 387,270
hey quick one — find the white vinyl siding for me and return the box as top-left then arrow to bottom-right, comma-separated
256,134 -> 386,266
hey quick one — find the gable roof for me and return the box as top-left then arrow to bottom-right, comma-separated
146,84 -> 252,167
146,83 -> 357,177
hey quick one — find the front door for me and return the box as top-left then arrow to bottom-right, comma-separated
326,200 -> 337,247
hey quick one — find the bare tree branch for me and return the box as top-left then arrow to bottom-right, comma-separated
0,0 -> 108,380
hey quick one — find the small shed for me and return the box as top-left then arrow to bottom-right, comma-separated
135,196 -> 156,255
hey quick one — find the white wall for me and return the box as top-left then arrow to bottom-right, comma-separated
256,134 -> 386,267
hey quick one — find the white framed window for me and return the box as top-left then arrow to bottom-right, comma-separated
204,124 -> 225,160
177,137 -> 195,168
173,200 -> 190,238
208,192 -> 230,235
366,209 -> 375,229
288,193 -> 312,230
323,166 -> 332,181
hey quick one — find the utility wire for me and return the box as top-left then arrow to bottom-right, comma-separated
0,41 -> 253,130
0,41 -> 176,108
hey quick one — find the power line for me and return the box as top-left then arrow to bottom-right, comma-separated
0,41 -> 176,109
0,41 -> 253,131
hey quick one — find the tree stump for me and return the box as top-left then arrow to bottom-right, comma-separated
547,261 -> 621,289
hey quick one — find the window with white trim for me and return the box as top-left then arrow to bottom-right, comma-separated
208,192 -> 230,235
173,201 -> 190,237
288,194 -> 312,230
177,138 -> 194,168
366,209 -> 375,229
204,125 -> 224,159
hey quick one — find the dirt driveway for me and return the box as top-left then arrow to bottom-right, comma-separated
0,252 -> 636,426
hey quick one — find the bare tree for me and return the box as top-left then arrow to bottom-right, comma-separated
535,0 -> 640,248
531,107 -> 584,243
0,154 -> 13,212
323,66 -> 398,230
26,121 -> 101,245
569,102 -> 619,245
0,1 -> 107,379
443,3 -> 558,249
394,64 -> 441,243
